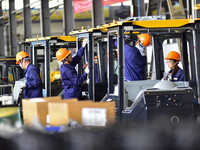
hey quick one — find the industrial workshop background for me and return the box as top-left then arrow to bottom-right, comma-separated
0,0 -> 198,57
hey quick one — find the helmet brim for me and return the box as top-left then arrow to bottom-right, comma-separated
165,57 -> 180,61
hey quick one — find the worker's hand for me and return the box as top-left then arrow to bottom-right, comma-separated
82,38 -> 88,48
85,65 -> 89,74
85,78 -> 89,84
163,72 -> 172,81
20,82 -> 26,89
19,88 -> 23,94
135,45 -> 146,56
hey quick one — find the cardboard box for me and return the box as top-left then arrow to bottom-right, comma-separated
22,97 -> 78,126
48,100 -> 90,126
48,100 -> 115,127
48,103 -> 69,126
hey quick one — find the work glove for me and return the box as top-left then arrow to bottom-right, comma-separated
82,38 -> 88,48
85,65 -> 89,74
135,45 -> 146,56
163,72 -> 172,81
85,78 -> 89,84
19,88 -> 23,94
20,82 -> 26,89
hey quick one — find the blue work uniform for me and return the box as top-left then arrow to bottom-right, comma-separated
24,64 -> 43,98
169,67 -> 184,82
115,41 -> 147,81
94,62 -> 100,83
61,47 -> 87,99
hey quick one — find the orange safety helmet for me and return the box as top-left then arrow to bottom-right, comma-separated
56,48 -> 72,61
16,51 -> 29,64
165,51 -> 181,61
137,33 -> 151,47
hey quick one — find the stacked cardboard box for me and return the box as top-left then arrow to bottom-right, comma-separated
22,97 -> 63,126
22,97 -> 115,127
49,100 -> 115,127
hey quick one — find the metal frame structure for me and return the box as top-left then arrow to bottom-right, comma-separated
24,36 -> 76,97
89,18 -> 200,120
0,57 -> 24,84
70,28 -> 107,101
69,17 -> 200,120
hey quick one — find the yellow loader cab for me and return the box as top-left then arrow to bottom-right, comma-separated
69,26 -> 108,101
21,35 -> 76,96
71,17 -> 200,123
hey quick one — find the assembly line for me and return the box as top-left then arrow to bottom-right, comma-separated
1,0 -> 200,149
6,16 -> 200,124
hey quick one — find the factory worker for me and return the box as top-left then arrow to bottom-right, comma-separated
163,51 -> 184,82
94,56 -> 100,83
56,38 -> 89,100
115,33 -> 151,81
16,51 -> 42,98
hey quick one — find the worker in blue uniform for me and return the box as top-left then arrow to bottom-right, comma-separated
115,33 -> 151,81
16,51 -> 43,98
163,51 -> 184,81
94,56 -> 100,83
56,38 -> 89,100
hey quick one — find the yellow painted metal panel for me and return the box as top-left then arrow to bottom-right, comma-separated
194,4 -> 200,10
57,36 -> 76,41
71,19 -> 195,34
50,71 -> 61,82
0,107 -> 18,118
25,36 -> 52,42
0,58 -> 16,61
69,28 -> 105,35
132,19 -> 195,28
25,36 -> 76,42
100,19 -> 197,29
100,20 -> 129,28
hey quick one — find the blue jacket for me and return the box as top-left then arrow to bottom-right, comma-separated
24,64 -> 43,98
115,41 -> 147,81
61,47 -> 87,99
94,62 -> 100,83
171,67 -> 184,82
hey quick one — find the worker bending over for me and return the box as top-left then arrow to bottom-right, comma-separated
115,33 -> 151,81
56,38 -> 89,100
163,51 -> 184,81
16,51 -> 43,98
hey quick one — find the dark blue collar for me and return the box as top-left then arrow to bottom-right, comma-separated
24,63 -> 31,73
